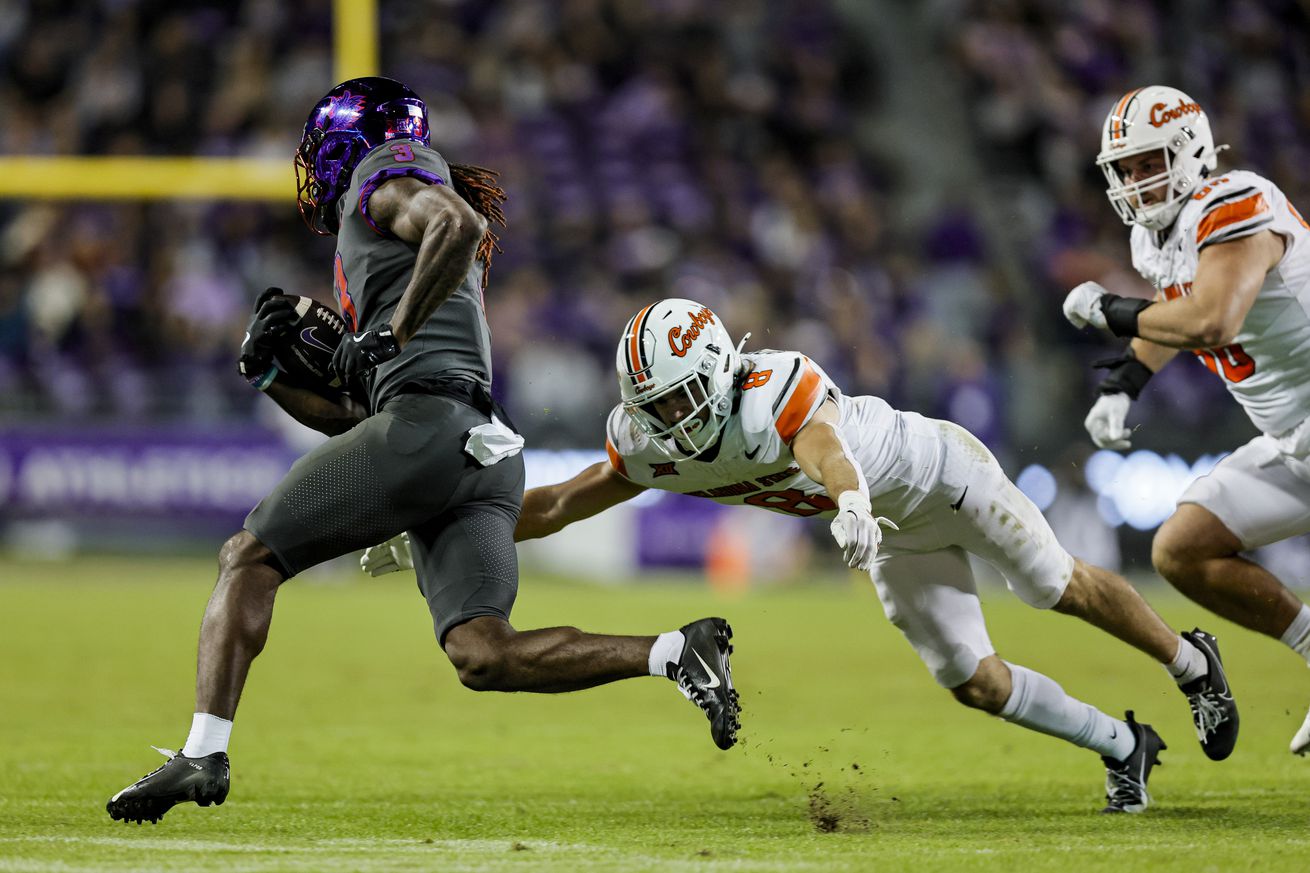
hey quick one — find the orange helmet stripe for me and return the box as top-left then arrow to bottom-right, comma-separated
626,303 -> 655,383
1109,88 -> 1143,140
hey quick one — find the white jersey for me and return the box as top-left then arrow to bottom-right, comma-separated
604,350 -> 947,522
1129,169 -> 1310,436
609,348 -> 1078,692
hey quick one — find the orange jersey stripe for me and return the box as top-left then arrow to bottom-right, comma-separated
774,362 -> 823,444
606,438 -> 628,478
1195,193 -> 1270,244
627,304 -> 654,383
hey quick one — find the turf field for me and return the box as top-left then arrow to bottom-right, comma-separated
2,555 -> 1309,872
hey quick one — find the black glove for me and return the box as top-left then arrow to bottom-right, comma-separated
1093,350 -> 1154,400
238,287 -> 298,390
331,324 -> 401,382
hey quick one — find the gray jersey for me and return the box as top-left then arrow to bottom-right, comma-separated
334,140 -> 493,411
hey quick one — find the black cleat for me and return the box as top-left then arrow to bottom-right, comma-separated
667,617 -> 741,750
1178,628 -> 1239,761
1101,712 -> 1165,814
106,747 -> 229,824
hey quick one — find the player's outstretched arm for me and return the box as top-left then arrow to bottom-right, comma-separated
792,400 -> 896,571
791,400 -> 861,497
515,461 -> 647,542
367,177 -> 487,346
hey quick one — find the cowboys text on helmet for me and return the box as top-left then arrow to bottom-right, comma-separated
1148,97 -> 1203,128
669,307 -> 716,357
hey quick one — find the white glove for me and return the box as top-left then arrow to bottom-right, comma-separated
1063,281 -> 1109,331
1084,393 -> 1133,450
360,532 -> 413,577
829,492 -> 899,571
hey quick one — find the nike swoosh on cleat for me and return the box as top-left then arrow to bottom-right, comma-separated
692,650 -> 721,689
744,445 -> 760,460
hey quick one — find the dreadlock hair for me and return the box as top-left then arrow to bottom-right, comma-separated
450,163 -> 507,288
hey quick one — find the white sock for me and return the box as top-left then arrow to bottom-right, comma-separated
181,712 -> 233,758
648,630 -> 686,678
998,662 -> 1135,761
1165,635 -> 1208,686
1280,604 -> 1310,664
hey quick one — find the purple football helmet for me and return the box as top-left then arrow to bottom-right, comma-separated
295,76 -> 430,235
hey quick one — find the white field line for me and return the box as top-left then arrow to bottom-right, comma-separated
0,836 -> 594,854
0,836 -> 839,873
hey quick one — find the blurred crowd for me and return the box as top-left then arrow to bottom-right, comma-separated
1,0 -> 1307,459
945,0 -> 1310,450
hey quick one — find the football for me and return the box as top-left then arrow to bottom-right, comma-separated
274,295 -> 346,393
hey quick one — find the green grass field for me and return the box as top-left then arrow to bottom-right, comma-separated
3,555 -> 1310,872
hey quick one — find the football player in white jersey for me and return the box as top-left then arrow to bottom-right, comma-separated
368,298 -> 1239,813
1063,85 -> 1310,755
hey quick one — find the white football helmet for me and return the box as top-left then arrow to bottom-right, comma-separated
616,298 -> 743,460
1097,85 -> 1222,231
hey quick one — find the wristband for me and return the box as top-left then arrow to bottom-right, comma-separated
250,365 -> 280,392
836,491 -> 871,514
1093,352 -> 1153,400
1099,294 -> 1154,338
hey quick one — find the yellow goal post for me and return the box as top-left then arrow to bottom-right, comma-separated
0,0 -> 377,202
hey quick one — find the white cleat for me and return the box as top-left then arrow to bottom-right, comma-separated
1290,704 -> 1310,756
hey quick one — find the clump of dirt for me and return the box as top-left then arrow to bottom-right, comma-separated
807,779 -> 871,834
745,729 -> 878,834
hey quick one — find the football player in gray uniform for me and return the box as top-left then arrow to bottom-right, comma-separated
107,79 -> 739,826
